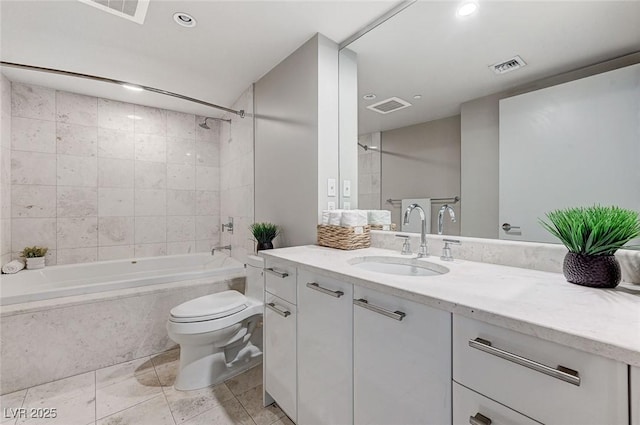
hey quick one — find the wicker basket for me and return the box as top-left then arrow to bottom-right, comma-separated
370,223 -> 397,231
317,225 -> 371,250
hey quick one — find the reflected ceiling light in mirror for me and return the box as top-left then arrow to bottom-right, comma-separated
363,94 -> 377,100
456,1 -> 478,17
122,84 -> 144,92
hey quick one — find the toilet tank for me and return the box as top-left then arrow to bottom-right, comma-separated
245,255 -> 264,301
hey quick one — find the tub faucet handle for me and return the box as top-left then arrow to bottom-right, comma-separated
395,234 -> 412,255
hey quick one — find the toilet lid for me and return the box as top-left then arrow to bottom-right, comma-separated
170,290 -> 248,323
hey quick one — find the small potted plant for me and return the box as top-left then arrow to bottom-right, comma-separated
20,246 -> 49,270
250,222 -> 280,252
540,205 -> 640,288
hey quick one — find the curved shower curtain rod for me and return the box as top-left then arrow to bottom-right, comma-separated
0,61 -> 245,118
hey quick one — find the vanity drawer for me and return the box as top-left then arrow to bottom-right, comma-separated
453,315 -> 627,425
264,260 -> 297,305
453,382 -> 541,425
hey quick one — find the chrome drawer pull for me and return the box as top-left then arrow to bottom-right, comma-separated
469,338 -> 581,386
266,302 -> 291,318
469,413 -> 492,425
306,282 -> 344,298
353,298 -> 406,321
266,268 -> 289,278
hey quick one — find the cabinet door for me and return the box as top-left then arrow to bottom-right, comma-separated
264,293 -> 297,421
353,286 -> 451,425
297,271 -> 353,425
633,366 -> 640,425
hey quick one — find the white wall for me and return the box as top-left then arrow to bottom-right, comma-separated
255,34 -> 340,247
0,74 -> 11,266
357,132 -> 381,210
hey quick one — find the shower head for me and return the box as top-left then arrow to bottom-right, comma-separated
199,116 -> 232,129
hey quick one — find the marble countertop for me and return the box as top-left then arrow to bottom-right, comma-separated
260,245 -> 640,367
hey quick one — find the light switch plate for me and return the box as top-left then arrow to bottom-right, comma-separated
328,201 -> 336,210
328,179 -> 336,197
343,180 -> 351,197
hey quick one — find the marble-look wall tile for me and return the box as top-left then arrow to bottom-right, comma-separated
196,216 -> 220,241
167,241 -> 195,255
134,243 -> 167,257
167,190 -> 195,216
134,105 -> 166,136
196,139 -> 220,167
98,245 -> 135,261
135,190 -> 166,216
98,128 -> 134,159
57,247 -> 98,265
98,158 -> 134,188
57,217 -> 98,248
195,166 -> 219,191
56,91 -> 98,126
167,163 -> 195,190
11,117 -> 56,153
135,161 -> 166,189
56,122 -> 97,157
98,217 -> 134,246
196,190 -> 220,216
11,83 -> 55,121
135,134 -> 166,163
167,216 -> 195,242
167,137 -> 195,165
11,185 -> 56,218
98,98 -> 134,132
1,219 -> 11,261
167,111 -> 195,138
57,154 -> 97,187
11,151 -> 56,185
11,218 -> 56,252
134,217 -> 166,244
98,188 -> 134,216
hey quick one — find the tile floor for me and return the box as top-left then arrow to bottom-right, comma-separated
0,349 -> 292,425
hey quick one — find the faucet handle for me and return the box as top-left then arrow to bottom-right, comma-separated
395,234 -> 412,255
441,239 -> 461,261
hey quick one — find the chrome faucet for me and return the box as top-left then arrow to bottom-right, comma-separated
437,204 -> 456,235
222,217 -> 234,234
211,245 -> 232,256
403,203 -> 429,257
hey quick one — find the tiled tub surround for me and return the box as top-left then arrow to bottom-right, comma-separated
370,230 -> 640,284
260,245 -> 640,367
7,82 -> 223,265
0,75 -> 11,266
0,259 -> 246,394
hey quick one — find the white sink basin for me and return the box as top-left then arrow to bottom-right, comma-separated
348,256 -> 449,277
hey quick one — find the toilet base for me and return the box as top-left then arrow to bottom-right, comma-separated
174,341 -> 263,391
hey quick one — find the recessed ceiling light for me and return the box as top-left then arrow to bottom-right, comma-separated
413,95 -> 422,100
456,1 -> 478,17
122,84 -> 144,92
363,94 -> 376,100
173,12 -> 197,28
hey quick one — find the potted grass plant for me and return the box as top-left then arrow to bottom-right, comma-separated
539,205 -> 640,288
20,246 -> 48,270
250,222 -> 280,252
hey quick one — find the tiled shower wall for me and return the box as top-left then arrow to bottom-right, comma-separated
357,132 -> 381,210
0,75 -> 11,266
6,82 -> 222,265
219,86 -> 255,262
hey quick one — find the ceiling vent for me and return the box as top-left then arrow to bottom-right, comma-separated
77,0 -> 150,24
490,55 -> 527,75
366,97 -> 412,114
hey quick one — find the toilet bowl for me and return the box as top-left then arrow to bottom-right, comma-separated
167,255 -> 264,391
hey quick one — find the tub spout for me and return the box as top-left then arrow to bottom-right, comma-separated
211,245 -> 232,255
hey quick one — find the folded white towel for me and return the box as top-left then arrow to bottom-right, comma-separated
321,210 -> 331,225
367,210 -> 391,225
2,260 -> 25,274
341,210 -> 368,227
328,210 -> 343,226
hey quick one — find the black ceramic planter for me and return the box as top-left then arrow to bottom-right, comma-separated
257,241 -> 274,252
563,252 -> 621,288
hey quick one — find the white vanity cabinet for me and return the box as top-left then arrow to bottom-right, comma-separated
453,314 -> 628,425
297,271 -> 353,425
353,286 -> 452,425
264,261 -> 298,421
632,366 -> 640,425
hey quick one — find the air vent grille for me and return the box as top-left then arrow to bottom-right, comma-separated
490,55 -> 527,75
366,97 -> 412,114
78,0 -> 149,24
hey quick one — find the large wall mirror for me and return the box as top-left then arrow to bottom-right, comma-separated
340,1 -> 640,244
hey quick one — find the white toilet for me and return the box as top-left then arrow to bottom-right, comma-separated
167,255 -> 264,391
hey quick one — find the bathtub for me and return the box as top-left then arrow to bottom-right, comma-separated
1,252 -> 250,394
0,252 -> 243,306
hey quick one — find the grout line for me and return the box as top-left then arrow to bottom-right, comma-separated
152,359 -> 178,425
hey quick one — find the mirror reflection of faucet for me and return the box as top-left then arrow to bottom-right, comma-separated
395,234 -> 412,255
437,204 -> 456,235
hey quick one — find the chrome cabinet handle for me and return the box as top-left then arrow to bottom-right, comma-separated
353,298 -> 406,321
306,282 -> 344,298
469,338 -> 580,386
469,412 -> 492,425
265,268 -> 289,278
266,302 -> 291,318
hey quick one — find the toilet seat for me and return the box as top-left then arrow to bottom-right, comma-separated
170,290 -> 248,323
